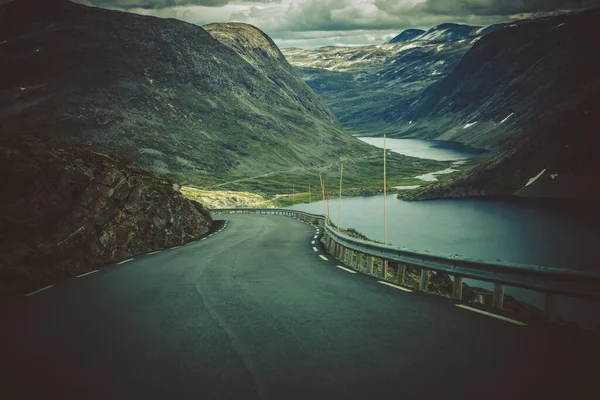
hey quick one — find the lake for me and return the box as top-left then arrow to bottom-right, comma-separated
288,195 -> 600,330
356,137 -> 486,161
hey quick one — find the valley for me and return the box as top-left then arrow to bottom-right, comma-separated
283,10 -> 600,201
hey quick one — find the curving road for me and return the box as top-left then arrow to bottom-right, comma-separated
1,214 -> 598,399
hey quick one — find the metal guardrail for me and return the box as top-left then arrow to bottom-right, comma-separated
211,208 -> 600,321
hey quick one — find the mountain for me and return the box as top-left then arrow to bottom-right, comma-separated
386,23 -> 507,45
0,0 -> 365,186
415,23 -> 482,42
385,29 -> 425,44
282,38 -> 477,135
397,9 -> 600,200
400,9 -> 600,149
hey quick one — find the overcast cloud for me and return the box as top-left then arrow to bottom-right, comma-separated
67,0 -> 600,47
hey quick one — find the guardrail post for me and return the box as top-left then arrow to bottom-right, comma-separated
367,256 -> 374,275
357,253 -> 364,271
419,269 -> 430,291
545,293 -> 557,322
452,276 -> 463,300
382,260 -> 388,279
492,283 -> 504,309
396,264 -> 406,284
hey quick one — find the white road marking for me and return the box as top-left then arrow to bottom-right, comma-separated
25,285 -> 54,296
186,241 -> 196,245
311,240 -> 316,244
148,251 -> 161,255
172,246 -> 181,249
336,265 -> 357,274
117,258 -> 134,265
378,281 -> 413,293
312,247 -> 318,252
76,270 -> 99,278
319,255 -> 328,261
456,305 -> 528,326
313,235 -> 318,239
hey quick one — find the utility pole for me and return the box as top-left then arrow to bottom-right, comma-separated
383,134 -> 387,244
292,184 -> 295,206
309,183 -> 311,203
320,173 -> 327,218
338,162 -> 343,232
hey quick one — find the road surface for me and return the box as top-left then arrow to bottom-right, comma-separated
1,214 -> 598,399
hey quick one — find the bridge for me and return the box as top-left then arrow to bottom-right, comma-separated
1,209 -> 598,399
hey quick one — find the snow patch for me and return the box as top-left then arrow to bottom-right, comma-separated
500,113 -> 514,124
436,44 -> 445,52
525,169 -> 546,187
464,122 -> 478,129
392,185 -> 421,190
551,174 -> 559,180
557,23 -> 566,28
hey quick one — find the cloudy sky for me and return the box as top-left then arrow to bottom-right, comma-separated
71,0 -> 600,47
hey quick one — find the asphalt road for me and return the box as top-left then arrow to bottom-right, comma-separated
1,214 -> 598,399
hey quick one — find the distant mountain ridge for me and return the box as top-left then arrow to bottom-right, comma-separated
385,29 -> 425,44
386,23 -> 507,45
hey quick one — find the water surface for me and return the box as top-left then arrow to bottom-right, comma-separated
357,137 -> 486,161
288,195 -> 600,329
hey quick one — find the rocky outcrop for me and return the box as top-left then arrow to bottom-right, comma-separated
0,136 -> 212,296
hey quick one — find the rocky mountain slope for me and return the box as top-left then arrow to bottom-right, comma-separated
282,38 -> 477,135
397,9 -> 600,200
399,9 -> 600,149
283,21 -> 510,136
0,0 -> 366,187
0,135 -> 212,296
399,90 -> 600,200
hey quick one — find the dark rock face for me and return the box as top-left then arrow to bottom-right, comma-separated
403,9 -> 600,149
0,136 -> 212,296
386,29 -> 425,44
399,92 -> 600,200
398,9 -> 600,201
